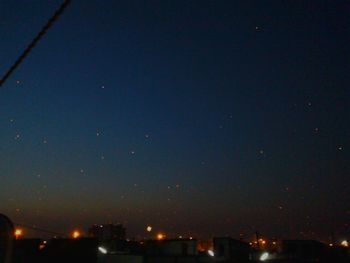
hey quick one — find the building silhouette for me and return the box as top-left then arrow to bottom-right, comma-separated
89,224 -> 126,241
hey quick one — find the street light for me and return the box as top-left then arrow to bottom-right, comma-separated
14,228 -> 23,239
156,233 -> 165,240
341,240 -> 349,247
72,230 -> 81,239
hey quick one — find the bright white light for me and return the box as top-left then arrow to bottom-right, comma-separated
260,252 -> 269,261
208,250 -> 214,257
341,240 -> 349,247
98,246 -> 107,254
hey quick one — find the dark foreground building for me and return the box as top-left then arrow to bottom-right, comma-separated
280,240 -> 350,263
213,237 -> 251,263
11,238 -> 98,263
6,237 -> 350,263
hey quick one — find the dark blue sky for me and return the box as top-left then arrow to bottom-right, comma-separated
0,0 -> 349,241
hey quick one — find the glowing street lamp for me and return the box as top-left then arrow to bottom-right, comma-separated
259,238 -> 266,245
72,230 -> 81,239
341,240 -> 349,247
156,233 -> 165,240
14,228 -> 23,239
146,226 -> 152,232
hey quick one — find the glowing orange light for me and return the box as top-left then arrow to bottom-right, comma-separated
72,230 -> 81,239
14,228 -> 23,239
157,233 -> 165,240
259,238 -> 266,245
39,244 -> 45,250
39,240 -> 47,250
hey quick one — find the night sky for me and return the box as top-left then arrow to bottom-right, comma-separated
0,0 -> 349,241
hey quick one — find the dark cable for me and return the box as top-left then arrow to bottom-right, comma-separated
0,0 -> 72,87
15,223 -> 67,238
1,0 -> 72,238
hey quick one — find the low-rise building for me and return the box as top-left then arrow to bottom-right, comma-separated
145,238 -> 198,256
281,239 -> 327,261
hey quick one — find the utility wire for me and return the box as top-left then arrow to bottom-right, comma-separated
0,0 -> 72,87
1,0 -> 72,239
15,223 -> 67,238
